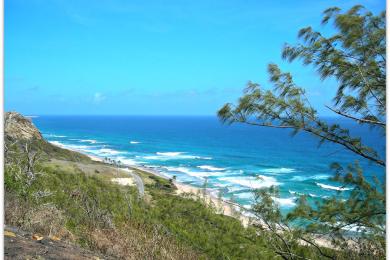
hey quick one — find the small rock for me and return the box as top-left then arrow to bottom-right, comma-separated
32,234 -> 44,241
4,231 -> 16,237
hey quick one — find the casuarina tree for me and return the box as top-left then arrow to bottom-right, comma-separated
218,5 -> 385,259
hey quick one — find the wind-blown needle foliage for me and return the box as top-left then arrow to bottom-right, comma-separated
218,5 -> 385,259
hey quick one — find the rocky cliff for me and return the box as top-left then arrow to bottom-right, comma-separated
4,111 -> 91,162
5,112 -> 43,142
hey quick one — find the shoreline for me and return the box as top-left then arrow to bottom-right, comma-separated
48,140 -> 336,247
50,142 -> 254,226
130,164 -> 253,226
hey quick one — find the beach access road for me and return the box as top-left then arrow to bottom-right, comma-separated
124,168 -> 145,198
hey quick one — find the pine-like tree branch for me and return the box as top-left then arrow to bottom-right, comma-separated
325,105 -> 385,126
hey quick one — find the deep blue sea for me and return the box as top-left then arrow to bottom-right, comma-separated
31,116 -> 385,210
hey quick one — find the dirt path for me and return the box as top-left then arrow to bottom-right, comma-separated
126,169 -> 145,198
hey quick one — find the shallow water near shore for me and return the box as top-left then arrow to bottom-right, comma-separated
32,115 -> 385,210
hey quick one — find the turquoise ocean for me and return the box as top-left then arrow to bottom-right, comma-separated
31,116 -> 385,210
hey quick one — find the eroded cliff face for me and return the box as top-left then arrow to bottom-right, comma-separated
5,112 -> 43,141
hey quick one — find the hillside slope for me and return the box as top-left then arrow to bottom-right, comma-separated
4,112 -> 91,162
4,112 -> 312,259
5,226 -> 109,260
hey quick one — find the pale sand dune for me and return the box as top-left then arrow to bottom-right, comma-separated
111,178 -> 135,186
174,182 -> 252,227
89,155 -> 103,162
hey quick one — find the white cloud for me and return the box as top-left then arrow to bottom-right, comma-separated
93,92 -> 106,104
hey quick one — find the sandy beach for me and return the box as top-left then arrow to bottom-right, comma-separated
49,143 -> 339,248
116,161 -> 253,226
50,142 -> 254,226
174,182 -> 252,226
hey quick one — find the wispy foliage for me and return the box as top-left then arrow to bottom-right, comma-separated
218,5 -> 385,259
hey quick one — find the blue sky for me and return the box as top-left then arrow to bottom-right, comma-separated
5,0 -> 385,115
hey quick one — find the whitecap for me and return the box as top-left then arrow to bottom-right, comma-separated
197,165 -> 225,171
157,152 -> 183,157
289,191 -> 322,198
288,190 -> 305,196
49,141 -> 64,147
68,138 -> 102,144
79,139 -> 99,144
162,166 -> 224,178
49,141 -> 102,156
219,175 -> 280,189
313,175 -> 331,180
227,186 -> 246,192
259,167 -> 296,174
46,134 -> 67,138
212,183 -> 230,188
316,182 -> 352,191
235,192 -> 255,200
130,141 -> 140,144
142,152 -> 211,161
272,197 -> 296,207
49,141 -> 90,150
95,148 -> 123,156
291,175 -> 330,181
115,157 -> 139,166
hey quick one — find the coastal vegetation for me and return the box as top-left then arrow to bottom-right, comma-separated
218,5 -> 385,259
4,111 -> 345,259
4,113 -> 276,259
4,4 -> 385,260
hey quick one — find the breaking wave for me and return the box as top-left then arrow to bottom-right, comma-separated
219,175 -> 280,189
272,197 -> 296,207
142,152 -> 212,161
259,167 -> 296,174
316,182 -> 352,191
197,165 -> 225,171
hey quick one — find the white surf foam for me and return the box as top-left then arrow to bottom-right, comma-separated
142,152 -> 211,161
316,182 -> 352,191
197,165 -> 225,171
95,148 -> 123,156
78,139 -> 100,144
49,141 -> 91,151
219,175 -> 280,189
235,192 -> 255,200
130,141 -> 140,144
272,197 -> 296,207
46,134 -> 67,138
227,186 -> 246,192
49,141 -> 64,147
289,190 -> 321,198
162,166 -> 224,178
212,183 -> 229,188
157,152 -> 183,157
291,175 -> 330,181
115,157 -> 139,166
288,190 -> 305,196
259,167 -> 296,174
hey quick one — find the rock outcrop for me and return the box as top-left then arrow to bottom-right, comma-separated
5,112 -> 43,141
4,111 -> 90,162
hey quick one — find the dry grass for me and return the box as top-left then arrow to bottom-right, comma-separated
5,191 -> 202,259
5,193 -> 74,241
89,224 -> 201,259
